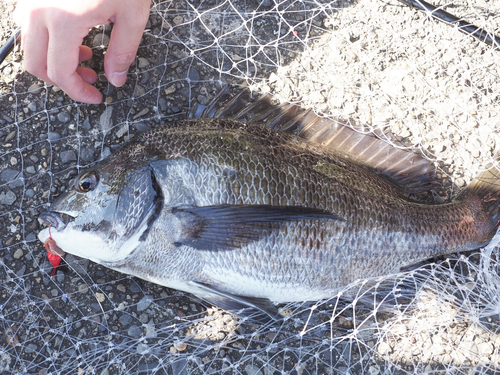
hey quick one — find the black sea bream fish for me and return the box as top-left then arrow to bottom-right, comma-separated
38,90 -> 500,319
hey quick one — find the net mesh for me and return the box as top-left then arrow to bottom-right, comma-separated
1,0 -> 500,373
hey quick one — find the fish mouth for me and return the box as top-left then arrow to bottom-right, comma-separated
38,211 -> 75,231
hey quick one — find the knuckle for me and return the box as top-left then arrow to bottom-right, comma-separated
23,59 -> 43,77
114,51 -> 137,67
46,67 -> 64,84
64,83 -> 89,103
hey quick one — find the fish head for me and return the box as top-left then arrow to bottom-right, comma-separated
38,155 -> 163,264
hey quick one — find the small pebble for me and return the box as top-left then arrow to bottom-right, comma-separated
26,166 -> 36,174
187,67 -> 200,82
0,190 -> 17,205
133,122 -> 151,132
164,85 -> 176,95
116,284 -> 126,293
82,118 -> 91,130
79,148 -> 94,162
130,281 -> 141,293
133,108 -> 149,120
60,150 -> 77,163
56,270 -> 65,283
137,295 -> 153,312
139,313 -> 149,323
140,71 -> 150,84
100,107 -> 114,131
138,57 -> 150,68
13,248 -> 23,259
145,322 -> 157,338
16,265 -> 27,277
57,111 -> 71,123
115,124 -> 129,138
27,102 -> 37,112
48,132 -> 61,142
245,364 -> 263,375
4,130 -> 16,142
377,342 -> 391,355
78,284 -> 89,293
93,33 -> 110,48
1,169 -> 19,182
158,98 -> 167,111
119,314 -> 133,326
136,343 -> 149,354
101,147 -> 111,159
134,85 -> 145,97
173,342 -> 187,352
25,343 -> 38,354
128,325 -> 142,338
27,83 -> 42,94
172,15 -> 183,25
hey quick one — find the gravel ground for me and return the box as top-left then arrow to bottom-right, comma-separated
1,0 -> 500,374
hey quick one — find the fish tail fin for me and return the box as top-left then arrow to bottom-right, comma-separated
464,160 -> 500,240
467,162 -> 500,196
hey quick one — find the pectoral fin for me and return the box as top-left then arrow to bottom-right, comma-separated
173,204 -> 339,251
192,281 -> 280,321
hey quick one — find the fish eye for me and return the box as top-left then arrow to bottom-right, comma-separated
77,172 -> 99,193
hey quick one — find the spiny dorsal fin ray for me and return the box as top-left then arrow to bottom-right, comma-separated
193,87 -> 439,195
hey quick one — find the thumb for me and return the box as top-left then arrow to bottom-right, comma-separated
104,3 -> 150,87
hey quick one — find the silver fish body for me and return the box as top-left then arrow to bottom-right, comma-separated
38,117 -> 500,317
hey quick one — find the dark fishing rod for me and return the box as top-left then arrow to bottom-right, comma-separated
398,0 -> 500,47
0,28 -> 21,66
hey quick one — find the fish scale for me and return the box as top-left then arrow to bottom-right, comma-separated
38,110 -> 500,318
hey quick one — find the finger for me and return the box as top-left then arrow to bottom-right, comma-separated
45,25 -> 102,104
58,71 -> 102,104
46,46 -> 102,104
104,2 -> 150,87
78,45 -> 93,62
76,66 -> 98,85
21,14 -> 56,85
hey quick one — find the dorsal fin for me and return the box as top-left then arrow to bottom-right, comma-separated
192,87 -> 439,195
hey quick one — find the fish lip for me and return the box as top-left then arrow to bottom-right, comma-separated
38,211 -> 75,231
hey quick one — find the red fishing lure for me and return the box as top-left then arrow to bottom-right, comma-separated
43,226 -> 64,277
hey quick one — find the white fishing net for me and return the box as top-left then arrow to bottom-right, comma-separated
1,0 -> 500,373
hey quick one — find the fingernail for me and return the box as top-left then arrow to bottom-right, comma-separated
109,70 -> 128,87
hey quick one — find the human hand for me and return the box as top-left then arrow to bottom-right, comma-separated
14,0 -> 151,104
